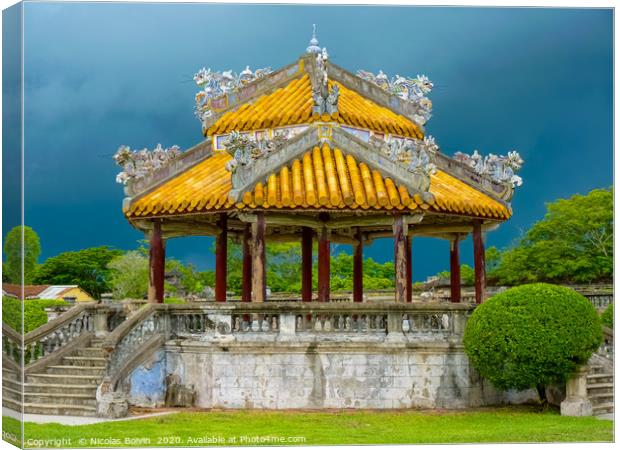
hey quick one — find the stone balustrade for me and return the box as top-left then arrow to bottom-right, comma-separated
1,303 -> 126,370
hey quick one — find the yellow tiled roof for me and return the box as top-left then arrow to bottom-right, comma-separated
206,76 -> 423,139
126,145 -> 511,220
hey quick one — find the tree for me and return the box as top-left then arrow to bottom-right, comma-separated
3,226 -> 41,284
493,187 -> 612,285
463,283 -> 602,403
107,250 -> 149,299
601,303 -> 613,329
33,246 -> 122,298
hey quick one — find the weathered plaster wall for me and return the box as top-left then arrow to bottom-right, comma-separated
124,336 -> 505,410
122,350 -> 167,407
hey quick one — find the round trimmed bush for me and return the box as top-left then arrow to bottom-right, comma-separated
463,283 -> 602,396
601,303 -> 613,328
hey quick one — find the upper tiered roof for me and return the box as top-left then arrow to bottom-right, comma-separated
115,27 -> 522,228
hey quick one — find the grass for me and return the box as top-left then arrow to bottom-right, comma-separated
2,406 -> 613,448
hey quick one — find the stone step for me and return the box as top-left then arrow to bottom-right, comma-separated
61,356 -> 107,367
587,382 -> 614,393
2,386 -> 23,402
2,370 -> 20,382
2,397 -> 23,412
2,378 -> 23,390
23,392 -> 97,407
592,402 -> 614,415
26,373 -> 102,385
589,392 -> 614,403
46,365 -> 106,376
587,373 -> 613,384
73,348 -> 107,358
21,402 -> 97,417
22,383 -> 98,395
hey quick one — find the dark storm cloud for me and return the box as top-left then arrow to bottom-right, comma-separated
18,3 -> 612,279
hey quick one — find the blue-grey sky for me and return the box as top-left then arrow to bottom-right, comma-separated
10,3 -> 614,281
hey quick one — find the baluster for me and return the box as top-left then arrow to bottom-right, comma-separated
401,314 -> 410,333
296,315 -> 302,332
345,316 -> 351,331
363,315 -> 370,333
312,315 -> 320,331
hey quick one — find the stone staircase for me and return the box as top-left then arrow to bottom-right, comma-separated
2,338 -> 106,417
587,363 -> 614,416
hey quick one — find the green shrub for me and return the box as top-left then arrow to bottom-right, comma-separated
601,303 -> 613,328
463,283 -> 602,400
2,297 -> 69,333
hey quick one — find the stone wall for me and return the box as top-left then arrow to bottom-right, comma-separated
125,336 -> 504,410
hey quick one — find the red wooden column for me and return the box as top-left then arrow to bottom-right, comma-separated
406,235 -> 412,303
251,212 -> 266,302
393,215 -> 408,303
473,220 -> 486,304
353,228 -> 363,303
450,235 -> 461,303
301,227 -> 313,302
317,226 -> 330,302
241,224 -> 252,302
215,213 -> 228,302
148,221 -> 165,304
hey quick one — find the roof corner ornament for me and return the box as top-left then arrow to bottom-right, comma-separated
193,65 -> 273,128
453,150 -> 524,188
113,144 -> 182,186
357,70 -> 434,126
371,135 -> 438,178
223,131 -> 288,189
306,24 -> 321,54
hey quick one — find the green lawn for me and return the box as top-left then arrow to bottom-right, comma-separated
1,406 -> 613,448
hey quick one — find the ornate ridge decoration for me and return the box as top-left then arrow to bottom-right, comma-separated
370,134 -> 439,177
114,144 -> 182,185
193,66 -> 273,125
453,150 -> 524,188
223,131 -> 289,177
311,47 -> 339,117
356,70 -> 433,125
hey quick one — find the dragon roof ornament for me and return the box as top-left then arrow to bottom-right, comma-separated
193,65 -> 273,126
370,134 -> 438,177
453,150 -> 524,188
114,144 -> 182,185
223,131 -> 289,184
356,70 -> 433,126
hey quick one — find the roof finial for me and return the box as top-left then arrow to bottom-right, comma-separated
306,24 -> 321,54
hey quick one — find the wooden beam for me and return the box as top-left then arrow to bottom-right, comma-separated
450,235 -> 461,303
148,222 -> 165,304
393,215 -> 408,303
215,213 -> 228,302
264,232 -> 358,245
317,225 -> 330,302
242,224 -> 252,302
238,212 -> 423,230
473,220 -> 486,304
251,212 -> 266,302
406,236 -> 412,303
353,227 -> 363,303
301,227 -> 313,302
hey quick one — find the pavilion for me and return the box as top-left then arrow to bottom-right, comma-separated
116,29 -> 522,306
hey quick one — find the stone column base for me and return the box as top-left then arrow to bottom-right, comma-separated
560,398 -> 593,416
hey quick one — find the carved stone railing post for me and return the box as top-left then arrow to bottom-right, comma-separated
560,367 -> 592,416
94,309 -> 110,338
